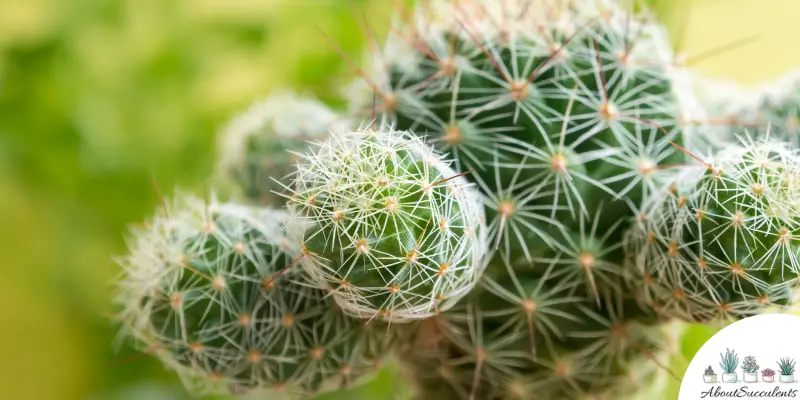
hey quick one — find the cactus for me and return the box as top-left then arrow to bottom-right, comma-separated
704,366 -> 715,376
115,195 -> 394,397
285,125 -> 489,322
751,71 -> 800,146
690,70 -> 800,152
341,0 -> 696,397
111,0 -> 800,399
217,90 -> 350,205
625,138 -> 800,323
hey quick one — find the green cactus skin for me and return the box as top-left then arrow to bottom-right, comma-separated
335,0 -> 699,397
218,90 -> 350,206
346,0 -> 693,296
286,125 -> 489,322
115,196 -> 395,397
625,138 -> 800,324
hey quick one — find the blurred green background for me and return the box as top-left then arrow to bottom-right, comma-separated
0,1 -> 797,399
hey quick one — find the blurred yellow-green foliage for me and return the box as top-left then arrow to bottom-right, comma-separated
0,1 -> 798,399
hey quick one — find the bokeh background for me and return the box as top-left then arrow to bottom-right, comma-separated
1,0 -> 798,399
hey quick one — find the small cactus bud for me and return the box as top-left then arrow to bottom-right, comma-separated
217,90 -> 350,205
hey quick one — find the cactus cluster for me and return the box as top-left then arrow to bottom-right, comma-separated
352,0 -> 694,397
115,196 -> 397,397
112,0 -> 800,399
217,91 -> 348,205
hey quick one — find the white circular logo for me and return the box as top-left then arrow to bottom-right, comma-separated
680,314 -> 800,399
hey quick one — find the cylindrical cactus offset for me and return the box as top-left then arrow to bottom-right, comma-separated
625,138 -> 800,324
286,124 -> 489,322
115,195 -> 395,397
689,70 -> 800,151
217,90 -> 350,206
751,71 -> 800,146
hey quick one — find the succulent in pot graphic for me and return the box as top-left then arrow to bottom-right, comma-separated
762,368 -> 776,383
720,349 -> 739,383
778,358 -> 796,383
742,356 -> 759,383
704,366 -> 718,383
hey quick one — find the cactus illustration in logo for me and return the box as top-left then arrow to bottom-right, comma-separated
217,90 -> 350,205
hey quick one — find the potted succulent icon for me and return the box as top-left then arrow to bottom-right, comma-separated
742,356 -> 759,383
762,368 -> 776,383
778,358 -> 796,383
720,348 -> 739,383
704,366 -> 718,383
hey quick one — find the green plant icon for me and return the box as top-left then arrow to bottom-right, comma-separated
778,357 -> 796,383
720,349 -> 739,383
720,349 -> 739,373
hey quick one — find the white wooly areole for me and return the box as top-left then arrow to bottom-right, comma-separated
286,125 -> 489,322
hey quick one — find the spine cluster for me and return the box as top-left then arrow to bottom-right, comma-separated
113,1 -> 800,399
